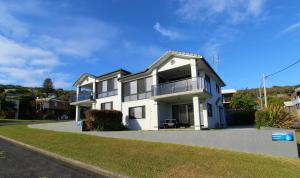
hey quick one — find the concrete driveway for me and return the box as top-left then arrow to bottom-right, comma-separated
29,121 -> 299,158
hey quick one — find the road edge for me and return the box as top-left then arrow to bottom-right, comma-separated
0,135 -> 130,178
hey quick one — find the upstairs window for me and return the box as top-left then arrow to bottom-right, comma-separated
205,75 -> 211,94
123,77 -> 152,101
216,84 -> 220,93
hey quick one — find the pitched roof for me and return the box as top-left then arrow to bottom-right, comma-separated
119,50 -> 225,86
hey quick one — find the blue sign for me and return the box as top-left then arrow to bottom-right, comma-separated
272,132 -> 294,141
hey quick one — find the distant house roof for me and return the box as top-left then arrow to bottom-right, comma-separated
221,89 -> 237,94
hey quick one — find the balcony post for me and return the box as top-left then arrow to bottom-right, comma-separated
190,59 -> 197,90
76,86 -> 80,101
75,105 -> 80,122
193,96 -> 201,130
92,79 -> 96,100
152,69 -> 157,96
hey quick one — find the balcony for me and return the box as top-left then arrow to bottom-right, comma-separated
70,92 -> 94,103
152,77 -> 205,97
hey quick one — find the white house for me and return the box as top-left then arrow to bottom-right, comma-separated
70,51 -> 226,130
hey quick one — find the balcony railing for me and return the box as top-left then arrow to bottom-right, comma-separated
70,92 -> 94,102
152,77 -> 204,97
97,89 -> 118,98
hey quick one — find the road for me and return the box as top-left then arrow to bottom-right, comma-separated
0,138 -> 106,178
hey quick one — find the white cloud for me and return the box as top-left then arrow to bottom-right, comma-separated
0,1 -> 120,88
278,21 -> 300,36
176,0 -> 266,24
153,22 -> 180,40
0,35 -> 62,87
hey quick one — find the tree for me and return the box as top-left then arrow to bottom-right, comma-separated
42,78 -> 54,94
230,91 -> 257,110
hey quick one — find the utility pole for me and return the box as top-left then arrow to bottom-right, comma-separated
258,85 -> 263,108
262,73 -> 267,108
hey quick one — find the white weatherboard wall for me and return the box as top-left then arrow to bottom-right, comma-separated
204,74 -> 224,128
95,95 -> 121,111
122,99 -> 158,130
80,76 -> 94,86
158,57 -> 190,72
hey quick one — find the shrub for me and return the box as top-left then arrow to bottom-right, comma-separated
255,104 -> 296,129
84,109 -> 125,131
254,109 -> 269,129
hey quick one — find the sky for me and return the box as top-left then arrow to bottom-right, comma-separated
0,0 -> 300,90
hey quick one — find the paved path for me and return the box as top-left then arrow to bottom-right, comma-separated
0,138 -> 105,178
30,121 -> 299,158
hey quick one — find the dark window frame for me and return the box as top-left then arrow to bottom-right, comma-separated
123,77 -> 152,102
207,103 -> 213,117
205,74 -> 211,94
101,102 -> 113,110
129,106 -> 146,119
216,84 -> 220,93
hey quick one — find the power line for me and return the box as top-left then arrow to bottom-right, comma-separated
266,59 -> 300,78
261,58 -> 300,108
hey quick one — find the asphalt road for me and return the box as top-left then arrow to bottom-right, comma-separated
0,138 -> 106,178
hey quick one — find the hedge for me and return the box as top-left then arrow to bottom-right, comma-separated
83,109 -> 125,131
226,110 -> 256,126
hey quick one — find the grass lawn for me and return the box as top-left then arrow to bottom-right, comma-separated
0,125 -> 299,178
0,118 -> 34,123
0,119 -> 60,124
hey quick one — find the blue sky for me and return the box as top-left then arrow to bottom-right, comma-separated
0,0 -> 299,90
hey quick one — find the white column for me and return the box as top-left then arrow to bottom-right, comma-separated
76,86 -> 80,101
201,100 -> 209,128
193,96 -> 201,130
151,69 -> 159,130
190,58 -> 197,78
151,101 -> 159,130
75,105 -> 80,122
92,79 -> 96,100
190,58 -> 198,90
117,74 -> 122,111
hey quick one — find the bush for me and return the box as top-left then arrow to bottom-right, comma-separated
84,109 -> 125,131
255,104 -> 296,129
255,109 -> 269,129
226,110 -> 256,125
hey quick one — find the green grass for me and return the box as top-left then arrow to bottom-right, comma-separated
0,125 -> 299,178
0,118 -> 33,123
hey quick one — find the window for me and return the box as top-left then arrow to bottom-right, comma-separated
107,78 -> 114,91
205,75 -> 211,93
207,103 -> 213,117
114,78 -> 118,90
216,84 -> 220,93
146,77 -> 152,91
123,77 -> 152,101
101,80 -> 107,92
101,102 -> 113,110
129,106 -> 145,119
